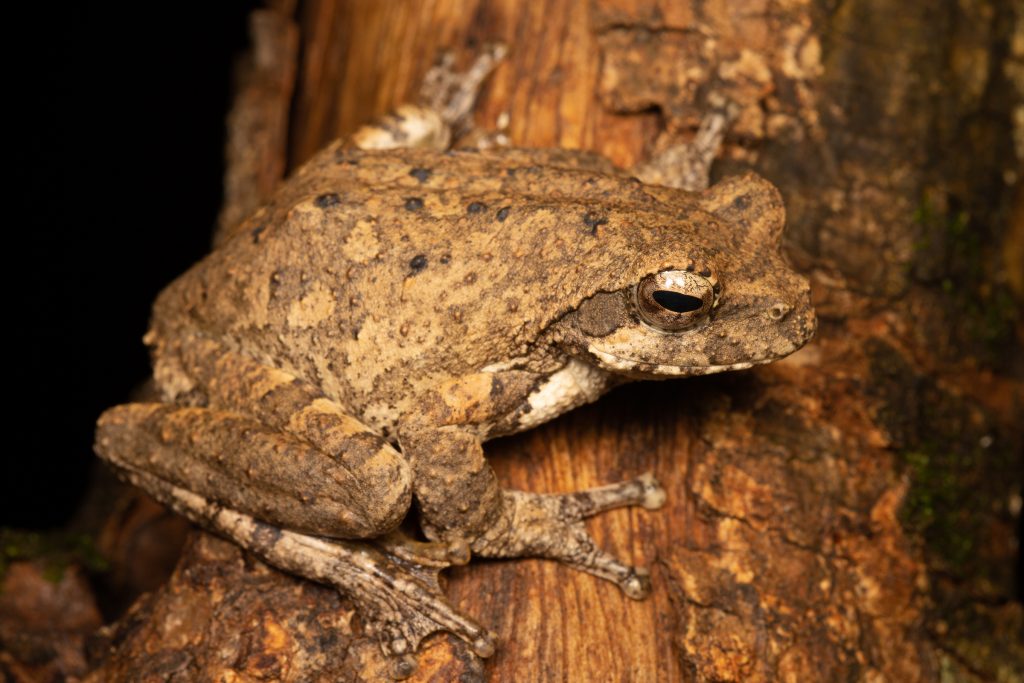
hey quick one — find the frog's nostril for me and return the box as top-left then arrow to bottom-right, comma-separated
768,303 -> 791,321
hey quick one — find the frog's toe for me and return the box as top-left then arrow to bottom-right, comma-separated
562,472 -> 667,518
372,611 -> 495,679
419,42 -> 508,129
374,530 -> 471,567
307,536 -> 495,674
470,479 -> 662,598
619,567 -> 653,600
388,652 -> 418,680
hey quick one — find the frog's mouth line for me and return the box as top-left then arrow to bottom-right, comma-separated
586,344 -> 766,376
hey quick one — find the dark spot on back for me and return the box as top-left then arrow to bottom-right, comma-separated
732,194 -> 751,210
409,254 -> 428,273
489,376 -> 505,400
496,206 -> 510,221
315,193 -> 341,208
269,270 -> 284,297
467,201 -> 486,214
582,212 -> 609,235
251,224 -> 267,243
440,254 -> 451,264
409,167 -> 432,183
404,197 -> 424,211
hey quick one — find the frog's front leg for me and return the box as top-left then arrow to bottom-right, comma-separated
401,372 -> 666,599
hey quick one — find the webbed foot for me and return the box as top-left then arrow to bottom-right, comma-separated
468,472 -> 666,599
419,42 -> 508,135
351,43 -> 507,151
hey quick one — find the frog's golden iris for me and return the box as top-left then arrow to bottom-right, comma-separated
634,269 -> 715,331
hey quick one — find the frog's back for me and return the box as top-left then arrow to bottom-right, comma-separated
216,145 -> 640,244
152,147 -> 728,419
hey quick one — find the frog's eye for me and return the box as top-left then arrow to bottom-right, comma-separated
635,270 -> 715,331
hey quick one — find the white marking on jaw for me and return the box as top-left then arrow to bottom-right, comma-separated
516,359 -> 610,431
587,345 -> 757,376
480,356 -> 531,373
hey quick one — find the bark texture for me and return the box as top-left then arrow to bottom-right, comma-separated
86,1 -> 1022,681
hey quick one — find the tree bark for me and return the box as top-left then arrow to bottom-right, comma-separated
88,1 -> 1023,680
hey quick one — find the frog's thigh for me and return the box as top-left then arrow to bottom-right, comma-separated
96,402 -> 411,539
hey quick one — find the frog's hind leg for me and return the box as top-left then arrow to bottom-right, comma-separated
105,461 -> 495,679
470,474 -> 667,599
418,42 -> 507,136
95,337 -> 496,676
631,92 -> 740,191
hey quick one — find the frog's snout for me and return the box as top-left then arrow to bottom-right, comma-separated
787,298 -> 818,350
767,287 -> 816,354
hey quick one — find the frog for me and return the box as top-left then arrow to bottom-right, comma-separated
94,46 -> 816,678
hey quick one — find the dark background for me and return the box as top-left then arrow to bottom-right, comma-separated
5,4 -> 256,527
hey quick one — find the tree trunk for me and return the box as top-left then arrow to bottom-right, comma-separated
88,1 -> 1023,680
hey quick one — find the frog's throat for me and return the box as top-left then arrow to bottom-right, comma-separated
585,344 -> 766,377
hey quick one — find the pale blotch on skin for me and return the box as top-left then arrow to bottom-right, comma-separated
342,219 -> 382,263
287,281 -> 336,329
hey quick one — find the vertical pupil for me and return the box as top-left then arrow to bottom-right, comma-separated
652,290 -> 703,313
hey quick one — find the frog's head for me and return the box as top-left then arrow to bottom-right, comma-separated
558,173 -> 816,378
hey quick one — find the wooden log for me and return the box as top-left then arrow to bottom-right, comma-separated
88,1 -> 1023,680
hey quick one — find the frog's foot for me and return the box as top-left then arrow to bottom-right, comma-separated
419,42 -> 507,135
113,467 -> 495,680
633,92 -> 740,191
375,529 -> 472,567
469,473 -> 666,599
351,43 -> 506,151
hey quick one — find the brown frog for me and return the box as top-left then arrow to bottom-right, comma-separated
95,49 -> 815,678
